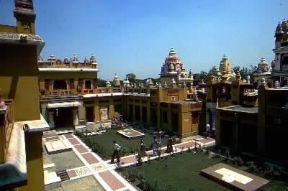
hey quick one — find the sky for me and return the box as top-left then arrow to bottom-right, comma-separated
0,0 -> 287,80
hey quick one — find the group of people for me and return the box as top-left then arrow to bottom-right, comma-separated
110,136 -> 174,164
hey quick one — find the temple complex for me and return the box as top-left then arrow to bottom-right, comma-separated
1,1 -> 288,190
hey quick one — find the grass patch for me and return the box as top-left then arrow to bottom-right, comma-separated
76,128 -> 164,160
120,152 -> 288,191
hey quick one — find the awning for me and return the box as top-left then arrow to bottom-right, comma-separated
47,101 -> 81,109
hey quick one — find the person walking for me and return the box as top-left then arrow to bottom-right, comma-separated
139,138 -> 146,157
111,141 -> 121,163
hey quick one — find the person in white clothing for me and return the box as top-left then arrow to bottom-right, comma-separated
111,141 -> 121,163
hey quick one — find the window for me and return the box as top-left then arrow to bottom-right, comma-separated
85,80 -> 92,89
171,96 -> 178,101
53,80 -> 67,90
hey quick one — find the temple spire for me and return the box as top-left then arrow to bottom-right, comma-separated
14,0 -> 36,34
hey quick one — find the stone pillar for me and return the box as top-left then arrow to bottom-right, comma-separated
78,104 -> 86,122
48,110 -> 54,128
73,108 -> 79,126
109,101 -> 114,119
94,103 -> 100,122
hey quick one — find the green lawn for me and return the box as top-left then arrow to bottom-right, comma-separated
77,128 -> 164,160
120,152 -> 288,191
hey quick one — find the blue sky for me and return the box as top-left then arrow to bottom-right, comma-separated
0,0 -> 287,80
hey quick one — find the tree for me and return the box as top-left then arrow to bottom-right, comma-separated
97,78 -> 106,87
208,66 -> 218,76
126,73 -> 136,83
233,65 -> 257,80
193,71 -> 208,83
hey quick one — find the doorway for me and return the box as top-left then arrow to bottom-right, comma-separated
86,107 -> 94,122
54,108 -> 73,128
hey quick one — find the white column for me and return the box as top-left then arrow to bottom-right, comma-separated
48,111 -> 55,128
73,109 -> 79,126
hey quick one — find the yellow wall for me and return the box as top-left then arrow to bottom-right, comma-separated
0,3 -> 45,191
0,25 -> 17,33
0,77 -> 12,98
0,44 -> 40,121
18,131 -> 44,191
14,77 -> 40,121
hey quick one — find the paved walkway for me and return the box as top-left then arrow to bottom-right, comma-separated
62,134 -> 136,191
60,133 -> 215,191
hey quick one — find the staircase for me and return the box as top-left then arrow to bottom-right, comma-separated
56,170 -> 70,181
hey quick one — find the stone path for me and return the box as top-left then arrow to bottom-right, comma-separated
59,133 -> 215,191
62,134 -> 136,191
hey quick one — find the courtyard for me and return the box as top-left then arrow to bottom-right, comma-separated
43,129 -> 288,191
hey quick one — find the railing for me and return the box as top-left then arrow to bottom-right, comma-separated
49,90 -> 72,96
94,87 -> 123,94
38,61 -> 97,69
81,89 -> 94,94
45,87 -> 124,96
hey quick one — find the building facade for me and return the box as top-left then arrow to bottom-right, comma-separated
215,20 -> 288,165
272,19 -> 288,86
38,50 -> 202,137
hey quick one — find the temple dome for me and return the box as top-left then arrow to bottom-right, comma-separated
113,74 -> 121,87
219,54 -> 234,75
63,57 -> 69,64
47,55 -> 56,62
84,57 -> 90,64
161,48 -> 185,76
256,58 -> 271,74
90,55 -> 97,64
71,55 -> 79,64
